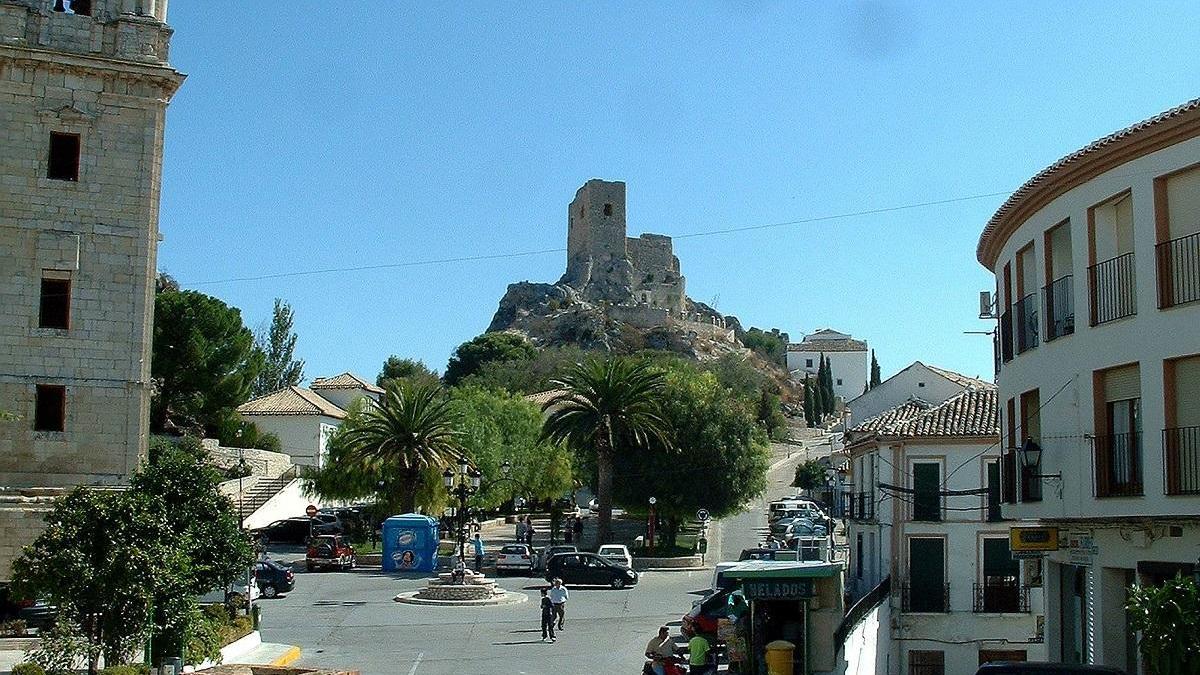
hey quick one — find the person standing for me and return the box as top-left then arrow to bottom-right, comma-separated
526,519 -> 537,547
548,577 -> 569,630
687,633 -> 712,675
564,515 -> 574,543
472,533 -> 485,572
516,516 -> 528,545
573,516 -> 584,545
539,588 -> 557,643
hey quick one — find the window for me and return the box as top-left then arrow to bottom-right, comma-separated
977,538 -> 1024,612
1156,166 -> 1200,308
1164,355 -> 1200,495
912,462 -> 941,521
34,385 -> 66,432
1094,364 -> 1143,497
909,650 -> 945,675
1044,220 -> 1075,339
47,133 -> 81,181
1088,192 -> 1137,324
985,460 -> 1001,521
836,378 -> 843,386
918,381 -> 925,388
1019,389 -> 1042,502
603,203 -> 612,216
1000,262 -> 1014,362
1015,244 -> 1039,353
39,273 -> 71,329
53,0 -> 92,14
905,537 -> 947,612
1002,398 -> 1017,504
855,533 -> 863,579
806,358 -> 813,368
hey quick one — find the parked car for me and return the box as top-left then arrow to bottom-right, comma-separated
255,560 -> 295,598
495,544 -> 535,575
682,587 -> 733,638
544,552 -> 638,588
738,548 -> 800,561
251,517 -> 333,545
597,544 -> 634,568
0,586 -> 55,632
199,568 -> 260,605
537,544 -> 579,570
711,561 -> 740,593
306,534 -> 356,571
975,664 -> 1127,674
310,513 -> 345,534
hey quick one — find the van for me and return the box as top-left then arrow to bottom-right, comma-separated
711,561 -> 740,592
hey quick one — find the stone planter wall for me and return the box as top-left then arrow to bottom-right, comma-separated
632,555 -> 704,570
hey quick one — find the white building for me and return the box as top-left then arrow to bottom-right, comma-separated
845,386 -> 1046,673
976,97 -> 1200,671
236,373 -> 382,468
787,329 -> 869,401
846,361 -> 992,427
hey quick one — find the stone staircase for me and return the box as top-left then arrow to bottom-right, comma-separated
236,466 -> 299,521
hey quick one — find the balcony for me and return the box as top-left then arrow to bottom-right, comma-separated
848,491 -> 875,520
973,581 -> 1030,613
900,581 -> 950,613
1094,432 -> 1143,497
1157,231 -> 1200,308
1163,426 -> 1200,496
1043,274 -> 1075,341
999,309 -> 1014,363
1015,293 -> 1039,353
1088,252 -> 1137,325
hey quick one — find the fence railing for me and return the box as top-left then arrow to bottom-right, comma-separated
1043,274 -> 1075,341
848,491 -> 875,520
899,581 -> 950,613
835,576 -> 890,652
999,309 -> 1014,363
1088,252 -> 1137,325
1157,231 -> 1200,308
973,581 -> 1030,613
1164,426 -> 1200,496
1015,293 -> 1039,353
1094,431 -> 1143,497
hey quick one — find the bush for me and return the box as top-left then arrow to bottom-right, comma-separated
0,618 -> 27,636
99,666 -> 151,675
12,664 -> 46,675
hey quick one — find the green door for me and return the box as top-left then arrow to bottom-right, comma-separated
908,538 -> 945,612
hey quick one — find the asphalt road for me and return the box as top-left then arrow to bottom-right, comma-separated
259,437 -> 827,675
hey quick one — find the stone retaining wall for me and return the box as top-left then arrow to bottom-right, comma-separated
632,555 -> 704,570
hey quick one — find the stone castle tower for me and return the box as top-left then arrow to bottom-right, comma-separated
0,0 -> 184,578
560,179 -> 686,313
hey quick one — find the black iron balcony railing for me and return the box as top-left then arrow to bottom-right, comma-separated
999,309 -> 1014,363
848,491 -> 875,520
973,580 -> 1030,613
900,581 -> 950,613
1164,426 -> 1200,496
1043,274 -> 1075,341
1015,293 -> 1039,353
1094,431 -> 1143,497
1157,231 -> 1200,309
1088,252 -> 1137,325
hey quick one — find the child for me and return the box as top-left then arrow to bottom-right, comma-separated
540,588 -> 557,642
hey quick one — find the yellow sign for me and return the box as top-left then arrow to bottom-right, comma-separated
1010,526 -> 1059,552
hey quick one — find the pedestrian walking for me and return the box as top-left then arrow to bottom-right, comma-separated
573,515 -> 584,543
540,588 -> 557,642
472,533 -> 485,572
564,515 -> 574,543
526,520 -> 537,546
548,577 -> 569,629
516,516 -> 528,544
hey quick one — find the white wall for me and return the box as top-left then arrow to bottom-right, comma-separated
243,414 -> 342,468
846,363 -> 967,426
828,598 -> 891,675
788,350 -> 869,401
314,388 -> 377,412
241,478 -> 324,530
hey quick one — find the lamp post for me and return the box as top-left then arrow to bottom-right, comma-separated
1019,438 -> 1061,480
648,497 -> 657,550
443,456 -> 481,561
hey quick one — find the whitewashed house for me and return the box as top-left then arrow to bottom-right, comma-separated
844,386 -> 1046,673
786,329 -> 869,401
237,372 -> 382,468
847,362 -> 992,426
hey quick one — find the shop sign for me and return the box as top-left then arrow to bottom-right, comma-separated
743,579 -> 814,600
1064,530 -> 1098,566
1010,526 -> 1058,552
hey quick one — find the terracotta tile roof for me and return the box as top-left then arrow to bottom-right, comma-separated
237,386 -> 347,419
524,389 -> 572,406
978,97 -> 1200,267
924,364 -> 992,389
787,338 -> 867,353
852,387 -> 998,439
310,372 -> 385,394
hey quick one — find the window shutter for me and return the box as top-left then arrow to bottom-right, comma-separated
983,538 -> 1018,577
1174,357 -> 1200,427
1103,365 -> 1140,402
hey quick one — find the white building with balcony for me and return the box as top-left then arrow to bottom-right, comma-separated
844,386 -> 1046,674
977,97 -> 1200,672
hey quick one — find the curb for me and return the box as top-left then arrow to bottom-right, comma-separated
638,566 -> 710,572
393,590 -> 529,607
271,645 -> 302,667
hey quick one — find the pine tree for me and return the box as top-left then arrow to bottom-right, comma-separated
819,354 -> 835,415
870,350 -> 881,389
802,376 -> 815,427
252,298 -> 305,396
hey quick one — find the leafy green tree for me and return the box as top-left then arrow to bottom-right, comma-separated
444,332 -> 538,386
792,460 -> 825,491
252,298 -> 304,397
450,386 -> 573,509
215,416 -> 282,453
309,381 -> 460,513
741,327 -> 787,367
609,363 -> 770,548
756,387 -> 787,440
1127,575 -> 1200,674
151,290 -> 263,434
377,356 -> 439,389
541,358 -> 670,545
870,350 -> 881,389
460,345 -> 588,395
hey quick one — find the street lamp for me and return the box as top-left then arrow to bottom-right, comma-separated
443,457 -> 481,561
648,497 -> 657,550
1020,438 -> 1061,480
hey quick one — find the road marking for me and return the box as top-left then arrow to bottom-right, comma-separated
407,652 -> 424,675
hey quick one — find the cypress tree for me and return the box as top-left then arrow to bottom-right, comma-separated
820,354 -> 835,415
803,376 -> 815,427
870,350 -> 881,389
810,375 -> 823,425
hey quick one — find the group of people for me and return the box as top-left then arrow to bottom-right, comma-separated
514,515 -> 537,546
644,626 -> 715,675
514,513 -> 587,546
538,577 -> 569,642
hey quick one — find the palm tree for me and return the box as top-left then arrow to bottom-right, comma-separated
542,358 -> 670,545
333,380 -> 461,513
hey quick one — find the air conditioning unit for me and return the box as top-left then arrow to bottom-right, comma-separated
978,291 -> 996,319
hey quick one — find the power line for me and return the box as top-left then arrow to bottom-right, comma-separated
188,188 -> 1014,286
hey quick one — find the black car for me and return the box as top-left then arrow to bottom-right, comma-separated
975,664 -> 1127,675
544,552 -> 638,589
252,517 -> 334,545
254,560 -> 295,598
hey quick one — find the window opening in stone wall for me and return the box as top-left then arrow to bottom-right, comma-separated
53,0 -> 92,15
47,132 -> 81,181
39,276 -> 71,329
603,203 -> 612,216
34,385 -> 66,432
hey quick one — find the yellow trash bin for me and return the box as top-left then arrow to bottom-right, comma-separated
765,639 -> 795,675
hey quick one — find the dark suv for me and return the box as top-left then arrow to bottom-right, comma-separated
544,552 -> 638,589
254,560 -> 295,598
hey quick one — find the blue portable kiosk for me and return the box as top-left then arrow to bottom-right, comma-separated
382,514 -> 440,573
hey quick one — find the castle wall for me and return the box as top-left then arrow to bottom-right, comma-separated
565,179 -> 627,285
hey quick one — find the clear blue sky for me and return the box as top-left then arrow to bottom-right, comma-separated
159,2 -> 1199,385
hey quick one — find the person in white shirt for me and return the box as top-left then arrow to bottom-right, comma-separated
547,577 -> 569,629
644,626 -> 676,675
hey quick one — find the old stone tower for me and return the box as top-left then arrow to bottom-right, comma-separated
0,0 -> 184,579
560,179 -> 686,313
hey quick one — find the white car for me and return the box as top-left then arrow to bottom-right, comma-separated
494,544 -> 534,575
597,544 -> 633,569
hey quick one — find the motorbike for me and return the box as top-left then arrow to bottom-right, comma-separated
642,655 -> 686,675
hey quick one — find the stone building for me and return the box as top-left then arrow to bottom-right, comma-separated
560,179 -> 686,313
0,0 -> 184,580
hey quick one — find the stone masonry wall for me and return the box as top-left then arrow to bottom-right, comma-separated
0,488 -> 63,582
